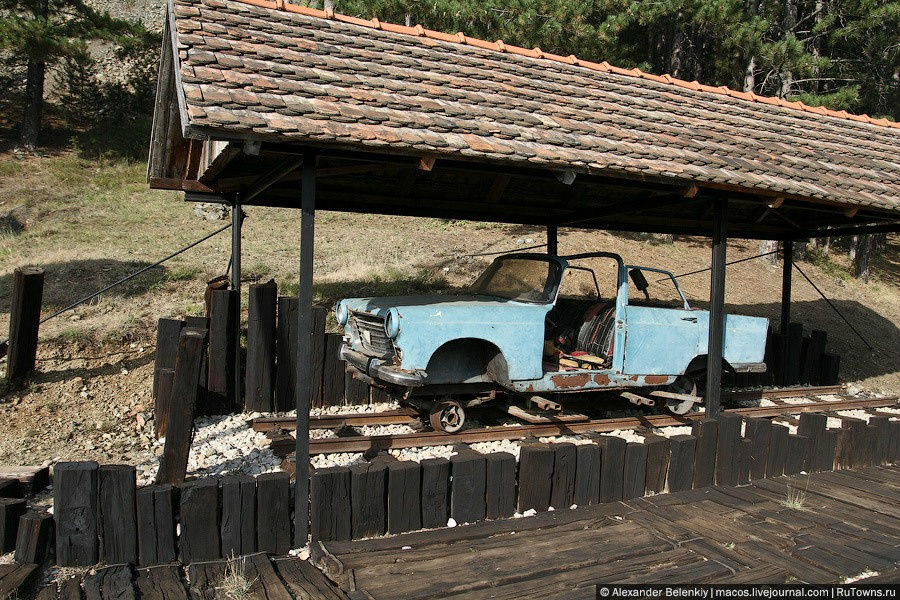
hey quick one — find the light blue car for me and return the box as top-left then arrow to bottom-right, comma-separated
338,252 -> 768,430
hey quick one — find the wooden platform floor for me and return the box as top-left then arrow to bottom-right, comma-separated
33,554 -> 349,600
320,467 -> 900,599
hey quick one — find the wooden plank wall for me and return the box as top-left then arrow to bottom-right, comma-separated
722,324 -> 840,389
154,295 -> 399,417
37,417 -> 900,570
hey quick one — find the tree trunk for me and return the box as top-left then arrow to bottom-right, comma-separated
852,234 -> 875,282
744,55 -> 756,92
780,0 -> 798,97
759,240 -> 778,264
20,59 -> 46,150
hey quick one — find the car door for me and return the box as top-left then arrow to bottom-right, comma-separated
621,304 -> 704,375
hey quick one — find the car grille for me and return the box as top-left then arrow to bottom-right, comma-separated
349,312 -> 395,358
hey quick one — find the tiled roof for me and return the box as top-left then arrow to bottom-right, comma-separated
171,0 -> 900,212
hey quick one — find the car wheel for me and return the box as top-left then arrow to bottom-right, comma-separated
665,375 -> 701,415
429,399 -> 466,433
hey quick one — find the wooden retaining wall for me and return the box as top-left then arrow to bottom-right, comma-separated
154,292 -> 391,417
20,413 -> 893,570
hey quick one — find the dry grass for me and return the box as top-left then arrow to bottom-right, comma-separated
781,486 -> 807,510
218,556 -> 255,600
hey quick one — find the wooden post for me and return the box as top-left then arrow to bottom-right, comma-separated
15,511 -> 53,564
517,444 -> 553,512
208,289 -> 238,413
6,266 -> 44,379
667,435 -> 696,493
54,461 -> 99,567
573,443 -> 601,506
275,297 -> 298,412
715,413 -> 742,486
256,472 -> 291,555
622,442 -> 648,500
643,435 -> 670,495
154,368 -> 175,439
156,328 -> 207,485
744,417 -> 771,481
550,443 -> 576,509
220,474 -> 257,558
322,333 -> 345,406
0,498 -> 26,554
295,152 -> 316,546
420,458 -> 450,529
766,423 -> 789,477
153,318 -> 183,398
179,477 -> 220,564
547,224 -> 558,255
485,453 -> 516,519
98,465 -> 137,565
705,200 -> 727,417
450,450 -> 486,524
597,436 -> 625,503
350,462 -> 387,538
232,203 -> 243,411
387,461 -> 421,533
780,241 -> 793,336
136,484 -> 176,567
310,467 -> 351,542
691,419 -> 717,488
245,280 -> 277,412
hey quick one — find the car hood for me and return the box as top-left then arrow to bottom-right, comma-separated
343,294 -> 548,321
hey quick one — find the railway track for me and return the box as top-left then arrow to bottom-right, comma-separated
260,387 -> 898,456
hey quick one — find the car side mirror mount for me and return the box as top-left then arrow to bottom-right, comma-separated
629,268 -> 651,301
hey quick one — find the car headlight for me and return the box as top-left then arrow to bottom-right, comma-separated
335,301 -> 349,326
384,308 -> 400,339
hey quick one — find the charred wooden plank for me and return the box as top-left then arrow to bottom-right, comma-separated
573,443 -> 601,506
784,434 -> 809,476
156,329 -> 207,485
322,333 -> 346,407
6,266 -> 44,379
274,296 -> 298,412
743,417 -> 771,481
485,452 -> 516,519
350,461 -> 387,539
667,435 -> 696,493
387,461 -> 421,533
310,306 -> 327,407
715,413 -> 742,486
98,464 -> 137,565
643,435 -> 669,495
311,467 -> 352,542
690,419 -> 717,489
83,565 -> 135,600
207,289 -> 238,414
766,423 -> 789,477
0,562 -> 40,600
15,511 -> 54,565
450,450 -> 486,524
419,458 -> 449,529
245,280 -> 277,412
135,565 -> 189,600
623,442 -> 648,500
0,498 -> 26,554
257,472 -> 291,555
597,435 -> 625,503
517,444 -> 554,513
55,461 -> 99,567
797,413 -> 827,472
154,318 -> 184,399
220,474 -> 256,558
136,484 -> 176,567
179,477 -> 220,564
550,442 -> 577,509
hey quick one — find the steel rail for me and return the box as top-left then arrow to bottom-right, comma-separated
253,385 -> 845,433
268,395 -> 897,456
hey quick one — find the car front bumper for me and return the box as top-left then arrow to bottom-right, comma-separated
340,344 -> 427,387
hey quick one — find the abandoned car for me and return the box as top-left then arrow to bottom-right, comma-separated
338,252 -> 768,431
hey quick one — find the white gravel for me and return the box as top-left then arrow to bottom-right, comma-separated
537,435 -> 596,446
470,439 -> 522,458
136,413 -> 279,485
390,446 -> 456,462
311,452 -> 367,469
816,395 -> 846,403
312,402 -> 400,416
781,398 -> 818,405
759,399 -> 777,407
772,419 -> 798,434
876,407 -> 900,416
836,409 -> 872,423
653,425 -> 693,438
358,424 -> 416,436
826,417 -> 844,429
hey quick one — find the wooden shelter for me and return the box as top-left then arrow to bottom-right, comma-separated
148,0 -> 900,543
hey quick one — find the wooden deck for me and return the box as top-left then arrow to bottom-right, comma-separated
32,554 -> 350,600
317,467 -> 900,598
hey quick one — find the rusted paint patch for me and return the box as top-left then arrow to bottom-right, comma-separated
644,375 -> 669,385
629,375 -> 640,382
550,373 -> 592,388
593,373 -> 611,386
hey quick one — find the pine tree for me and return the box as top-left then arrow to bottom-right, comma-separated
0,0 -> 149,148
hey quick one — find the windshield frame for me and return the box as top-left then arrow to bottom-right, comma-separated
469,254 -> 564,304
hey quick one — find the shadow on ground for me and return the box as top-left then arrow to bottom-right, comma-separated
0,259 -> 167,313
